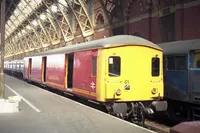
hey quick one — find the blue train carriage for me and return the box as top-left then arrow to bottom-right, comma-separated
158,39 -> 200,121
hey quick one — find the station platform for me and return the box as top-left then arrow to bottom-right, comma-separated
0,75 -> 155,133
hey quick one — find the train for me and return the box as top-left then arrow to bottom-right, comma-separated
4,35 -> 167,125
158,39 -> 200,121
4,60 -> 24,77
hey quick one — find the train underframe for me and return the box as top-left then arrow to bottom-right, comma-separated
105,100 -> 167,126
167,99 -> 200,122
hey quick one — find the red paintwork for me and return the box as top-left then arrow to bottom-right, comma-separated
24,57 -> 28,79
46,54 -> 66,90
30,56 -> 42,83
73,49 -> 97,99
24,50 -> 98,100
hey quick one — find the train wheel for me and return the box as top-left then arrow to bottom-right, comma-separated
105,102 -> 132,119
131,102 -> 145,127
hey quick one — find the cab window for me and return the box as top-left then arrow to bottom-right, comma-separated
108,56 -> 120,77
152,57 -> 160,76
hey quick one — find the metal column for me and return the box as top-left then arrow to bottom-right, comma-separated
0,0 -> 5,98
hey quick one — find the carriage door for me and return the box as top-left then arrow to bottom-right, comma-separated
67,53 -> 74,89
89,51 -> 97,96
28,58 -> 32,79
105,56 -> 123,99
42,57 -> 47,83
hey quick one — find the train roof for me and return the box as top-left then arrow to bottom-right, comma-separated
7,60 -> 24,63
158,39 -> 200,55
31,35 -> 161,57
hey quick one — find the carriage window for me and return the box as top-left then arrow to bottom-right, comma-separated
167,57 -> 175,70
176,56 -> 187,70
92,57 -> 97,76
197,60 -> 200,68
167,56 -> 186,70
152,57 -> 160,76
108,56 -> 120,77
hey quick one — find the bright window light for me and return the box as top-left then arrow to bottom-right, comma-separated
58,0 -> 68,6
40,14 -> 46,20
51,5 -> 58,12
26,25 -> 31,30
34,0 -> 42,4
22,29 -> 26,33
32,20 -> 38,26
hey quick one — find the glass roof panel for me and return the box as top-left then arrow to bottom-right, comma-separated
18,2 -> 25,10
10,15 -> 15,21
13,9 -> 19,16
34,0 -> 42,4
58,3 -> 65,10
13,20 -> 19,25
6,0 -> 43,39
18,32 -> 22,37
26,25 -> 31,30
40,13 -> 47,20
18,15 -> 25,22
7,21 -> 12,26
32,19 -> 38,26
25,4 -> 32,13
29,0 -> 37,9
22,29 -> 26,34
20,0 -> 27,9
58,0 -> 68,6
11,25 -> 16,30
51,5 -> 58,12
6,20 -> 13,29
22,6 -> 31,17
14,35 -> 18,40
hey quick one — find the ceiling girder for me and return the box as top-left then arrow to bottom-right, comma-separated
99,0 -> 124,24
65,0 -> 94,37
23,0 -> 52,48
43,0 -> 65,46
56,1 -> 74,41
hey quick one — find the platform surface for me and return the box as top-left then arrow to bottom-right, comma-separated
0,75 -> 154,133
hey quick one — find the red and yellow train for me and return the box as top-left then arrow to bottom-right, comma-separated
4,35 -> 167,124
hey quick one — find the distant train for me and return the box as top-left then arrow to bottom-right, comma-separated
158,39 -> 200,121
4,35 -> 167,125
4,60 -> 24,77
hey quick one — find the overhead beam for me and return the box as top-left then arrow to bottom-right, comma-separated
65,0 -> 94,38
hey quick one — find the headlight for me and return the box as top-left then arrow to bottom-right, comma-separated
151,88 -> 157,94
116,89 -> 121,96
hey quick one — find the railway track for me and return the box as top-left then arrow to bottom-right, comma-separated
145,119 -> 171,133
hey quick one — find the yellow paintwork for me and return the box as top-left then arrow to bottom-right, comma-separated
46,81 -> 65,88
31,77 -> 41,82
194,52 -> 200,67
96,45 -> 163,102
